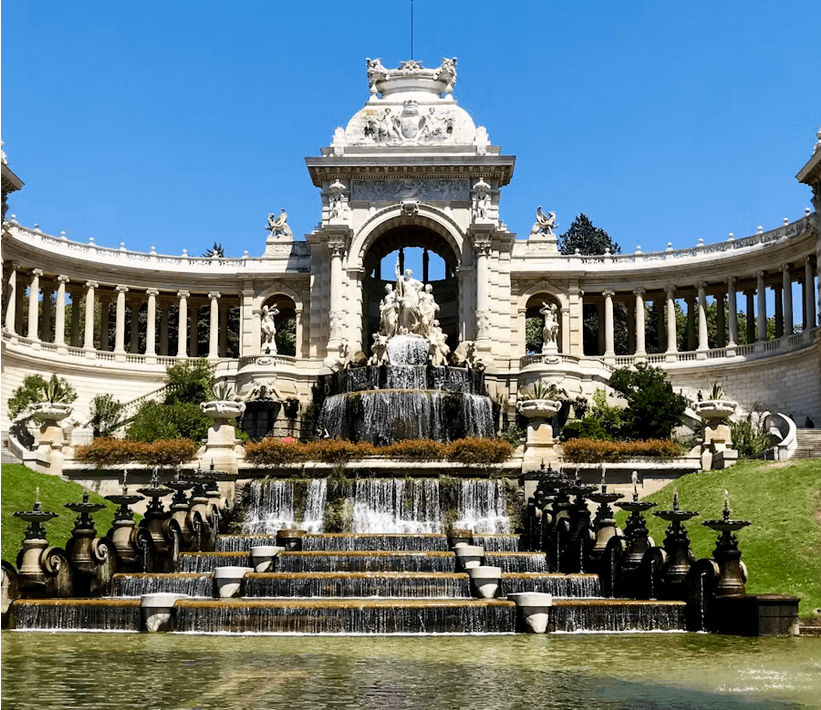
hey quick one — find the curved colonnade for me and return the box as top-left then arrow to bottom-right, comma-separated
2,208 -> 819,435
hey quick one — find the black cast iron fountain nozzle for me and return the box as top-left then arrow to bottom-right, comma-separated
106,471 -> 143,521
701,489 -> 751,597
65,490 -> 106,533
13,489 -> 58,540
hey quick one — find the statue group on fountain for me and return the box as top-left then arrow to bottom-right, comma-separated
370,258 -> 450,366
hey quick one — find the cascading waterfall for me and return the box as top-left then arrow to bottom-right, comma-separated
245,572 -> 471,599
550,601 -> 686,632
353,479 -> 442,533
111,573 -> 212,598
276,552 -> 456,573
454,480 -> 511,534
240,479 -> 327,534
472,535 -> 520,552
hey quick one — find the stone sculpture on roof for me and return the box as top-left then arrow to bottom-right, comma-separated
266,208 -> 293,239
530,207 -> 556,237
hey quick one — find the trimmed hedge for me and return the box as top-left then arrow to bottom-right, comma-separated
244,437 -> 514,466
75,438 -> 198,467
561,438 -> 685,463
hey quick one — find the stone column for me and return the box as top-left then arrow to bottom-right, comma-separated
474,240 -> 491,346
626,300 -> 635,354
99,295 -> 111,352
84,281 -> 97,355
782,264 -> 793,336
41,284 -> 53,342
114,285 -> 128,356
655,299 -> 664,353
696,281 -> 708,355
324,239 -> 347,367
804,256 -> 817,329
208,291 -> 221,359
54,275 -> 69,347
15,276 -> 26,335
596,301 -> 605,355
634,288 -> 646,360
560,306 -> 570,354
756,271 -> 767,342
26,269 -> 41,341
69,291 -> 81,347
665,285 -> 677,358
4,263 -> 17,335
773,283 -> 783,338
745,290 -> 755,343
219,302 -> 230,357
176,291 -> 189,358
685,295 -> 695,351
145,289 -> 158,358
715,291 -> 726,348
603,290 -> 615,362
159,300 -> 169,356
189,303 -> 199,357
727,277 -> 738,350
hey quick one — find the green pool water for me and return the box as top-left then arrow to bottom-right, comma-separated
2,631 -> 819,709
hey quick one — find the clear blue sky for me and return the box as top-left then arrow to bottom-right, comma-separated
3,1 -> 819,257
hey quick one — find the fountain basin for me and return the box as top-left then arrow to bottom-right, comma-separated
212,567 -> 253,598
513,592 -> 554,633
140,593 -> 189,633
249,545 -> 284,573
453,545 -> 484,571
467,565 -> 502,599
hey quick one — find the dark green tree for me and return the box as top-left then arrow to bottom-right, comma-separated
608,364 -> 686,440
525,317 -> 543,354
558,213 -> 621,256
89,394 -> 125,437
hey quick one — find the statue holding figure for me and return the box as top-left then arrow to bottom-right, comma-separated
378,283 -> 399,338
266,208 -> 293,239
418,284 -> 440,337
530,207 -> 556,237
471,178 -> 492,221
261,303 -> 279,354
428,321 -> 450,366
366,58 -> 388,95
540,301 -> 559,351
394,258 -> 424,335
328,179 -> 347,220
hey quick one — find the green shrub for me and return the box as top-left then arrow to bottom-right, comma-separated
730,418 -> 771,458
164,359 -> 215,405
445,437 -> 514,464
89,394 -> 125,437
382,439 -> 447,460
75,438 -> 197,467
8,374 -> 77,418
608,364 -> 687,440
126,401 -> 211,443
245,439 -> 307,466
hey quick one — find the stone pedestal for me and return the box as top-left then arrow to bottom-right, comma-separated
199,400 -> 246,475
31,403 -> 72,476
518,399 -> 562,470
695,400 -> 738,470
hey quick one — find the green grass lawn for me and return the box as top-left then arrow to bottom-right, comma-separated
1,464 -> 122,563
614,459 -> 821,617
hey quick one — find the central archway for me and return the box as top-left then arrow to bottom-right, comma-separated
361,224 -> 461,355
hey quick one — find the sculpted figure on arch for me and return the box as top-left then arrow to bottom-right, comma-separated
394,258 -> 424,335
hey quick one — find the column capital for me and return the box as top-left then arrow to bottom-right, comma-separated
177,290 -> 190,299
208,291 -> 221,300
474,240 -> 492,257
726,275 -> 736,286
780,263 -> 792,273
695,281 -> 707,290
633,287 -> 646,297
755,270 -> 765,279
85,281 -> 99,290
664,284 -> 676,295
601,290 -> 615,298
803,254 -> 815,266
116,285 -> 129,294
328,242 -> 346,258
31,268 -> 43,278
146,288 -> 159,297
57,274 -> 71,284
9,261 -> 20,270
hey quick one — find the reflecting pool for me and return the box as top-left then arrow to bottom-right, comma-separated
2,631 -> 820,709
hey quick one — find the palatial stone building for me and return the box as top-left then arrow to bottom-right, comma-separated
2,59 -> 820,446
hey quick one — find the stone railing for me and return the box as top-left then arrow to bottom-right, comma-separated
5,221 -> 312,270
237,354 -> 298,369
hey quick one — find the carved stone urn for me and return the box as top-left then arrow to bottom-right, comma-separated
30,403 -> 73,474
695,400 -> 738,470
517,399 -> 562,469
199,400 -> 246,475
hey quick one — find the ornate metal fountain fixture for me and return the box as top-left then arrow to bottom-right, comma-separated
165,473 -> 196,557
701,490 -> 751,597
544,472 -> 574,571
105,471 -> 148,570
186,470 -> 218,551
137,470 -> 174,569
587,474 -> 624,573
562,481 -> 597,573
605,486 -> 657,598
65,490 -> 116,596
648,490 -> 699,600
12,490 -> 71,597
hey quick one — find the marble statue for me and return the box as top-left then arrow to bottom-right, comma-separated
540,301 -> 559,349
378,283 -> 398,338
435,57 -> 457,95
261,303 -> 279,354
369,332 -> 390,366
428,321 -> 450,366
266,208 -> 293,239
530,207 -> 556,237
472,178 -> 491,221
394,259 -> 424,335
366,58 -> 388,95
328,179 -> 347,219
418,284 -> 439,337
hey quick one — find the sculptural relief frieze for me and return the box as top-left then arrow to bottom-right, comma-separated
351,178 -> 469,203
362,102 -> 455,146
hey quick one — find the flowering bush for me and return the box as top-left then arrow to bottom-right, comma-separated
561,438 -> 685,462
383,439 -> 447,460
75,438 -> 197,467
244,439 -> 307,466
445,437 -> 514,464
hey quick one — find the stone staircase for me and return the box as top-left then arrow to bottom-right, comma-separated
793,429 -> 821,459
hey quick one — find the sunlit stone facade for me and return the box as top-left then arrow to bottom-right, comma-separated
2,59 -> 820,443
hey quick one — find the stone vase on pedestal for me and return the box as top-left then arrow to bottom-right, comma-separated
517,399 -> 562,470
695,400 -> 738,470
199,400 -> 246,475
30,403 -> 73,475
